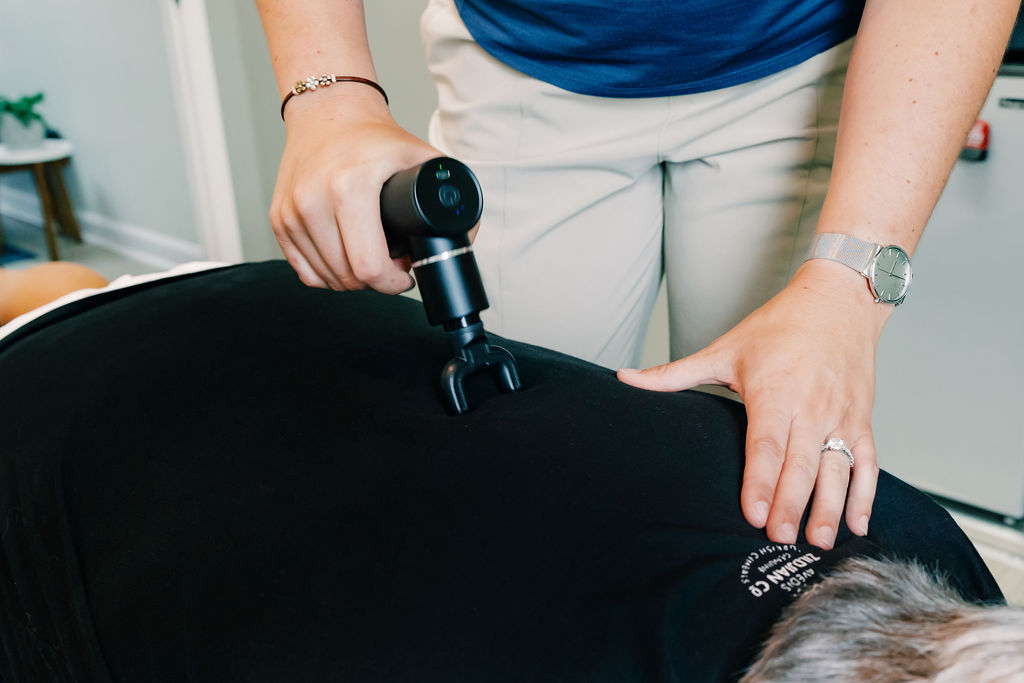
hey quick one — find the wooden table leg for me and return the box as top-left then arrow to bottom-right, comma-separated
31,163 -> 60,261
48,159 -> 83,242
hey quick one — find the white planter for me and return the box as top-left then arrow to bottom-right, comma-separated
0,113 -> 45,149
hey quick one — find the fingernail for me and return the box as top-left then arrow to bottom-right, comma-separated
619,368 -> 638,374
752,501 -> 769,527
778,523 -> 797,544
857,515 -> 870,536
817,526 -> 835,549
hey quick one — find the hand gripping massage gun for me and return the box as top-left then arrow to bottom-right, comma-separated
380,157 -> 522,415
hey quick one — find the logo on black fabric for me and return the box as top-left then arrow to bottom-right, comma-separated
738,545 -> 823,599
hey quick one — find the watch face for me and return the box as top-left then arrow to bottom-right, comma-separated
870,246 -> 912,304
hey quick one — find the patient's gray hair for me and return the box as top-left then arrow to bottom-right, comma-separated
742,557 -> 1024,682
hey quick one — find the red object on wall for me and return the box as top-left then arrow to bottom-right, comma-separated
960,119 -> 990,161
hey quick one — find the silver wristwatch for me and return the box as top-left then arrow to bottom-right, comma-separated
806,233 -> 913,306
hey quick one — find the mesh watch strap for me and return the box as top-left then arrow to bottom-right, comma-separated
806,233 -> 881,276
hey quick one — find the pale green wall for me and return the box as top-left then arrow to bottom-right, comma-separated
0,0 -> 198,245
0,0 -> 440,262
365,0 -> 438,141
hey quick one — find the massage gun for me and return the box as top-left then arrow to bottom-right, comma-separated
380,157 -> 521,415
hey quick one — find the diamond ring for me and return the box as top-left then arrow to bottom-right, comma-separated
821,437 -> 854,468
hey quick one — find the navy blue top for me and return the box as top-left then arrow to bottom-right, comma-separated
454,0 -> 866,97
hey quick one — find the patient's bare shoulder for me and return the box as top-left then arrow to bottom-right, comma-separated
0,262 -> 108,325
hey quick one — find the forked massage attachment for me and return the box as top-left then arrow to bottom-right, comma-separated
380,157 -> 522,414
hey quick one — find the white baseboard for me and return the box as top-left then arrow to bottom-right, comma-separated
0,185 -> 203,270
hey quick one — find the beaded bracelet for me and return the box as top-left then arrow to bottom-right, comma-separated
279,74 -> 389,120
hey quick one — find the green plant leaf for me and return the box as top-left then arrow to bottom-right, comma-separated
0,92 -> 46,127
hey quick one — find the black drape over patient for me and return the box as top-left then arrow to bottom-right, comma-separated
0,261 -> 1002,682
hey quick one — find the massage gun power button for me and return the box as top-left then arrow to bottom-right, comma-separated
438,183 -> 462,208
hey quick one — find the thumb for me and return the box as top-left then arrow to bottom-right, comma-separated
617,349 -> 723,393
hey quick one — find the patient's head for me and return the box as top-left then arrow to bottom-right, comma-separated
743,557 -> 1024,682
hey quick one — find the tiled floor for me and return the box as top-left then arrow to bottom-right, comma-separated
5,215 -> 1024,606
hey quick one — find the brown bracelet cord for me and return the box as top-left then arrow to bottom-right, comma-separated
280,75 -> 389,120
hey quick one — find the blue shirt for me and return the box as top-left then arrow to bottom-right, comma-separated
454,0 -> 865,97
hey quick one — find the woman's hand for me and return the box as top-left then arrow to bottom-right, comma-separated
618,259 -> 889,550
272,86 -> 441,293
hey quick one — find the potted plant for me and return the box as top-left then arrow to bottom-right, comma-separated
0,93 -> 47,149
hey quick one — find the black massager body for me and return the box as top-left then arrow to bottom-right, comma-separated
380,157 -> 521,414
380,158 -> 485,326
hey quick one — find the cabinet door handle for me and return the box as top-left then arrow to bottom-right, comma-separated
998,97 -> 1024,109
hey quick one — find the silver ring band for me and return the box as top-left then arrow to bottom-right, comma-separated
821,437 -> 855,468
410,245 -> 473,269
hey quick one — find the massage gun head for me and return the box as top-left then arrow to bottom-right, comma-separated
380,157 -> 521,415
380,157 -> 487,328
380,157 -> 482,247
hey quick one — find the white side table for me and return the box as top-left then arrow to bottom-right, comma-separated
0,139 -> 83,261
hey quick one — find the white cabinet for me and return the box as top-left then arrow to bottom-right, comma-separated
874,74 -> 1024,521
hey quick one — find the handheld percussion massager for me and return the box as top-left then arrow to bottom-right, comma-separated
380,157 -> 522,414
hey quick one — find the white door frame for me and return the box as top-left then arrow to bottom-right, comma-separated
160,0 -> 244,263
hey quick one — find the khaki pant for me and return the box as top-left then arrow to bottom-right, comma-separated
422,0 -> 851,369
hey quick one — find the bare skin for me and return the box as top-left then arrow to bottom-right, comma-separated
255,0 -> 1021,549
0,262 -> 109,325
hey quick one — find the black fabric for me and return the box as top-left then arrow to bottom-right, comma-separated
0,260 -> 1002,682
